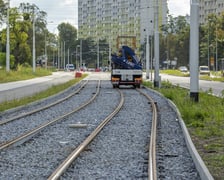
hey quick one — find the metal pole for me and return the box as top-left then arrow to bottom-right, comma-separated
216,26 -> 218,71
76,47 -> 78,70
57,41 -> 60,70
97,39 -> 99,69
109,40 -> 111,70
6,0 -> 10,72
60,42 -> 63,68
63,41 -> 65,69
80,40 -> 82,68
32,12 -> 36,73
45,34 -> 47,69
154,0 -> 160,87
146,33 -> 150,79
68,48 -> 70,65
190,0 -> 199,102
76,45 -> 80,70
207,19 -> 210,68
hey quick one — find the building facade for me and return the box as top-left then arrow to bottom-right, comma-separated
199,0 -> 224,24
78,0 -> 167,53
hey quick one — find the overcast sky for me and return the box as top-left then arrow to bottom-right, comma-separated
10,0 -> 190,33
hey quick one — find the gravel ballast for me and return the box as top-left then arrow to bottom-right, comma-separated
0,81 -> 200,179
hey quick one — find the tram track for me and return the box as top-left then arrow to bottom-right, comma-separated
48,87 -> 158,180
0,81 -> 204,179
0,80 -> 88,126
48,88 -> 125,180
0,80 -> 100,150
137,88 -> 158,180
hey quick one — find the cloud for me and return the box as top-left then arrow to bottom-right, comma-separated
168,0 -> 190,16
10,0 -> 78,32
9,0 -> 190,33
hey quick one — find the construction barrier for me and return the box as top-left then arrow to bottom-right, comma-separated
75,71 -> 82,78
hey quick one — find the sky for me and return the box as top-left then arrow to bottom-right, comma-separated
10,0 -> 190,33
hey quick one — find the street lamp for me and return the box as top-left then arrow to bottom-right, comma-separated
76,45 -> 80,70
32,10 -> 36,73
80,40 -> 82,68
97,39 -> 99,69
190,0 -> 199,102
6,0 -> 10,72
154,0 -> 160,87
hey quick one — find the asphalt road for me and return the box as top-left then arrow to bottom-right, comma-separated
0,71 -> 75,103
160,74 -> 224,97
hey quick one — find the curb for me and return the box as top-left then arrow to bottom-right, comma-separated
167,99 -> 214,180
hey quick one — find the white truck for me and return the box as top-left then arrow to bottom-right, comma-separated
111,45 -> 143,88
111,69 -> 142,88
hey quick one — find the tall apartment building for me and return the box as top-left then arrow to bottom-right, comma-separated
199,0 -> 224,24
78,0 -> 167,53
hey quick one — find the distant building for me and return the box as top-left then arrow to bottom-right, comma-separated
78,0 -> 168,53
199,0 -> 224,24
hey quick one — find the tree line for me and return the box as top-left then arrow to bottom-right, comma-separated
0,1 -> 79,70
160,13 -> 224,70
1,0 -> 224,71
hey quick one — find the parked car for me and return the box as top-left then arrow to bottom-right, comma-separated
178,66 -> 188,72
65,64 -> 75,71
199,66 -> 210,76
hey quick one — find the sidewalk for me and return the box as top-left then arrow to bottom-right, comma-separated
0,71 -> 75,103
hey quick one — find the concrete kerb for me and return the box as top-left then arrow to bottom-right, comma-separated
144,86 -> 214,180
167,100 -> 214,180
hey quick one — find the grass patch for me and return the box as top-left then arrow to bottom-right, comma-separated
161,69 -> 224,82
143,80 -> 224,179
0,66 -> 53,83
200,75 -> 224,82
0,74 -> 87,112
160,69 -> 190,77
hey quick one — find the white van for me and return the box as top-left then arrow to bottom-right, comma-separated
65,64 -> 75,71
199,66 -> 210,76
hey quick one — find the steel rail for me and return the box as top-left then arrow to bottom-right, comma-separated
0,80 -> 88,126
137,89 -> 158,180
0,80 -> 100,150
48,89 -> 124,180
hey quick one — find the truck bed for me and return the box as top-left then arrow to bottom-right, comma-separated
111,69 -> 142,88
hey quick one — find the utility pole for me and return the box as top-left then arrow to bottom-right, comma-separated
97,39 -> 99,69
190,0 -> 199,102
6,0 -> 10,72
154,0 -> 160,87
32,10 -> 36,73
108,39 -> 111,70
57,41 -> 60,69
67,48 -> 70,65
80,40 -> 82,68
144,0 -> 154,80
63,41 -> 65,69
45,33 -> 47,69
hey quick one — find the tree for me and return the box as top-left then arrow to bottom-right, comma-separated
160,15 -> 190,68
0,0 -> 6,25
57,22 -> 77,66
57,22 -> 77,50
1,3 -> 48,68
18,3 -> 47,62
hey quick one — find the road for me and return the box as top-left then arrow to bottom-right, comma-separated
0,71 -> 223,103
160,74 -> 224,97
0,71 -> 75,103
